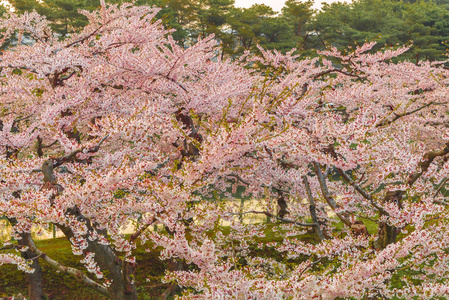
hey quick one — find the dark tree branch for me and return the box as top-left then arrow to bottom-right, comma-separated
303,176 -> 325,241
374,142 -> 449,249
312,68 -> 364,80
297,257 -> 324,279
130,217 -> 157,243
52,134 -> 109,168
433,178 -> 448,198
376,101 -> 442,128
64,25 -> 105,49
408,142 -> 449,186
155,72 -> 188,93
227,174 -> 250,186
337,169 -> 389,216
41,140 -> 58,149
59,70 -> 78,82
0,244 -> 17,251
313,162 -> 352,227
12,115 -> 33,127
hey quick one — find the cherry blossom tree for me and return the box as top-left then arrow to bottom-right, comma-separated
0,1 -> 448,300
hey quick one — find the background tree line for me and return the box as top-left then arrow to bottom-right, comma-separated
3,0 -> 449,61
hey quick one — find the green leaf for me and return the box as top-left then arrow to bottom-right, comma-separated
349,143 -> 358,149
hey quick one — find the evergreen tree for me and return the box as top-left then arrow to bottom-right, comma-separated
227,4 -> 276,55
310,0 -> 449,62
281,0 -> 314,51
9,0 -> 97,38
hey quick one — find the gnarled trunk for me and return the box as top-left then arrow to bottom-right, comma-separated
56,222 -> 137,300
277,192 -> 288,218
20,233 -> 45,300
40,156 -> 137,300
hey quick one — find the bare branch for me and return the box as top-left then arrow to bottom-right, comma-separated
130,217 -> 157,243
337,169 -> 389,216
12,114 -> 33,126
59,70 -> 78,82
313,162 -> 352,227
41,140 -> 58,149
312,68 -> 365,81
268,185 -> 291,194
376,101 -> 442,128
297,257 -> 324,279
0,244 -> 17,251
323,165 -> 331,178
64,25 -> 105,49
303,176 -> 325,241
53,134 -> 109,168
155,72 -> 188,93
433,177 -> 448,198
227,174 -> 250,186
408,142 -> 449,186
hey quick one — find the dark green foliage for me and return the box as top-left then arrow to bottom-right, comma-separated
309,0 -> 449,62
9,0 -> 98,38
134,0 -> 197,47
227,4 -> 277,55
281,0 -> 314,51
0,4 -> 6,17
5,0 -> 449,60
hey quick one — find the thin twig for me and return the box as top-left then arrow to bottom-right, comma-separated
53,134 -> 109,168
297,257 -> 324,279
376,101 -> 442,128
433,177 -> 448,198
41,140 -> 58,149
227,174 -> 250,186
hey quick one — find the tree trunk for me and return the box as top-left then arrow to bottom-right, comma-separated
160,259 -> 183,300
277,192 -> 288,218
8,217 -> 45,300
376,190 -> 403,249
40,158 -> 137,299
303,176 -> 325,241
297,17 -> 302,50
377,222 -> 399,249
56,222 -> 137,300
19,233 -> 45,300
